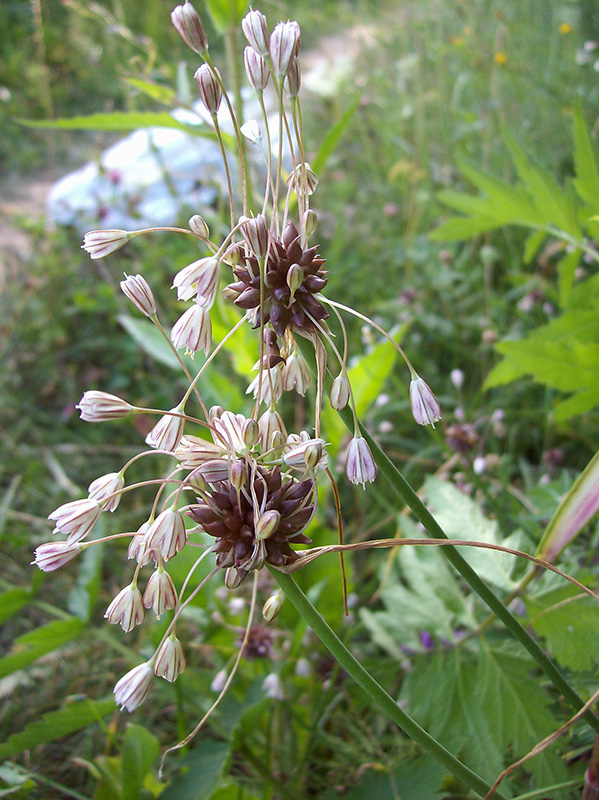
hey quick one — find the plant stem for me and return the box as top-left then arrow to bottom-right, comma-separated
270,568 -> 507,800
352,420 -> 599,736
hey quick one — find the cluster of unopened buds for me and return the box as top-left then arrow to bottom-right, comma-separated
35,2 -> 442,715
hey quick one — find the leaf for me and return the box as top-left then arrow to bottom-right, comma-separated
0,697 -> 116,759
557,248 -> 582,305
123,78 -> 178,106
0,617 -> 85,679
336,754 -> 444,800
17,112 -> 206,134
121,724 -> 160,800
68,527 -> 104,621
537,448 -> 599,562
117,314 -> 192,370
203,0 -> 247,32
526,587 -> 599,671
0,586 -> 32,625
160,740 -> 231,800
312,97 -> 361,175
573,100 -> 599,211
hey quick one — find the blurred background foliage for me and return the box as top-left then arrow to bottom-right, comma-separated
2,0 -> 599,797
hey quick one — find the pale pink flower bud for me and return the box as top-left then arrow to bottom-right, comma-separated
189,214 -> 210,239
240,213 -> 270,258
170,1 -> 208,54
224,567 -> 244,590
283,434 -> 326,469
270,20 -> 300,77
171,303 -> 212,354
258,408 -> 286,449
229,460 -> 246,490
286,263 -> 303,295
282,351 -> 310,395
211,668 -> 228,692
32,541 -> 81,572
244,46 -> 269,92
243,417 -> 260,449
242,9 -> 269,57
175,435 -> 221,468
346,435 -> 377,488
409,376 -> 442,427
145,407 -> 185,451
262,590 -> 283,622
330,373 -> 351,410
146,506 -> 186,561
88,472 -> 125,512
450,368 -> 464,390
143,566 -> 177,618
114,662 -> 154,711
48,498 -> 101,544
82,229 -> 130,259
288,162 -> 318,196
76,391 -> 133,422
154,635 -> 186,682
120,274 -> 157,317
128,523 -> 154,566
104,584 -> 145,632
194,64 -> 222,114
263,672 -> 284,699
172,256 -> 220,304
197,458 -> 230,483
255,509 -> 281,540
284,56 -> 301,98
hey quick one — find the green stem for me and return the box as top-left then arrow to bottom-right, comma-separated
352,419 -> 599,736
270,569 -> 507,800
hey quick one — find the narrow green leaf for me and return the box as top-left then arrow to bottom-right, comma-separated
312,97 -> 361,175
117,314 -> 192,370
0,618 -> 85,679
573,100 -> 599,210
17,111 -> 205,134
523,229 -> 547,264
68,527 -> 104,621
123,78 -> 178,106
430,214 -> 504,241
537,448 -> 599,561
160,740 -> 231,800
121,724 -> 160,800
0,698 -> 116,759
0,586 -> 32,625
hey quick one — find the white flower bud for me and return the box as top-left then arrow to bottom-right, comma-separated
195,64 -> 222,114
145,407 -> 185,452
120,274 -> 157,317
330,373 -> 351,410
189,214 -> 210,239
409,376 -> 442,427
82,229 -> 130,259
270,21 -> 300,78
104,584 -> 145,632
146,506 -> 186,561
32,541 -> 81,572
154,635 -> 186,682
48,498 -> 102,544
114,662 -> 154,711
172,256 -> 220,304
143,565 -> 177,618
346,435 -> 377,488
171,303 -> 212,354
171,2 -> 208,54
242,9 -> 269,57
76,391 -> 133,422
262,590 -> 283,622
88,472 -> 125,512
255,509 -> 281,540
244,46 -> 269,92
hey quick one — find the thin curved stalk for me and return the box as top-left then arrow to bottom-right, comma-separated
270,569 -> 507,800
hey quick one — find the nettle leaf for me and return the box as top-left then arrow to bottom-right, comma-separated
424,477 -> 522,591
573,100 -> 599,211
402,647 -> 567,791
526,585 -> 599,671
0,617 -> 85,679
0,697 -> 116,759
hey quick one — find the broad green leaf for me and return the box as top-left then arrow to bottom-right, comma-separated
552,387 -> 599,421
336,754 -> 444,800
123,78 -> 178,106
504,130 -> 581,238
160,740 -> 231,800
523,229 -> 547,264
537,448 -> 599,562
573,100 -> 599,210
0,617 -> 85,679
117,314 -> 194,370
526,586 -> 599,671
0,697 -> 116,759
204,0 -> 247,32
18,112 -> 206,134
0,586 -> 32,625
122,724 -> 160,800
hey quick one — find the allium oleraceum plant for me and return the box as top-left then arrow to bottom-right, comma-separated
37,0 -> 443,754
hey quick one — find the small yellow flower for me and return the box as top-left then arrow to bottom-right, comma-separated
494,51 -> 508,65
559,22 -> 573,35
450,35 -> 465,47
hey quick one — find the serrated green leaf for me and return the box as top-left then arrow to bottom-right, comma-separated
430,213 -> 505,241
527,587 -> 599,671
552,387 -> 599,421
122,724 -> 160,800
0,697 -> 116,759
123,78 -> 178,106
573,101 -> 599,210
458,159 -> 542,226
160,740 -> 231,800
523,229 -> 547,264
0,586 -> 32,625
0,617 -> 85,679
337,754 -> 444,800
557,248 -> 582,305
17,112 -> 206,134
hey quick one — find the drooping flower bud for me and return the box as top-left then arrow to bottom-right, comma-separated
154,634 -> 186,682
48,498 -> 102,544
409,376 -> 442,427
330,373 -> 351,410
172,256 -> 220,304
241,9 -> 269,57
32,541 -> 82,572
146,506 -> 187,561
194,64 -> 222,114
282,351 -> 310,395
120,273 -> 157,317
240,214 -> 269,258
104,584 -> 145,632
262,590 -> 283,622
143,565 -> 177,618
244,46 -> 270,93
82,229 -> 130,259
303,209 -> 317,236
346,435 -> 377,488
288,162 -> 318,196
171,303 -> 212,354
145,406 -> 185,452
114,662 -> 154,712
189,214 -> 210,240
171,1 -> 208,54
270,20 -> 301,78
76,391 -> 133,422
88,472 -> 125,512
